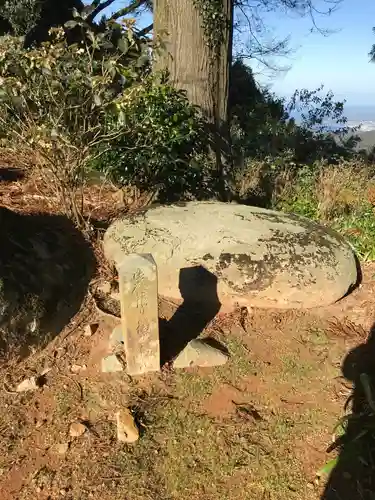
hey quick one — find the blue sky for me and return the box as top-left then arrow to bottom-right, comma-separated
257,0 -> 375,105
99,0 -> 375,106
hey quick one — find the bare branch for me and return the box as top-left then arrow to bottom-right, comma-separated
108,0 -> 148,21
87,0 -> 116,23
136,23 -> 153,37
233,0 -> 342,72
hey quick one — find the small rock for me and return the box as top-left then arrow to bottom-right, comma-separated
16,376 -> 39,392
97,281 -> 111,294
116,409 -> 139,443
101,354 -> 123,373
109,325 -> 124,349
70,364 -> 87,374
172,339 -> 229,369
69,421 -> 86,437
84,323 -> 99,337
54,442 -> 69,455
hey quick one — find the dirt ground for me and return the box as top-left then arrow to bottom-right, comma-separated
1,165 -> 375,500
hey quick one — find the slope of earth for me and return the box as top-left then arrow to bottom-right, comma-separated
0,165 -> 374,500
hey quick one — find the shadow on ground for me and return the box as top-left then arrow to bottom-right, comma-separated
322,323 -> 375,500
159,266 -> 221,365
0,167 -> 25,183
0,207 -> 95,360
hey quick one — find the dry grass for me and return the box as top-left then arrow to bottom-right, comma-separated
233,160 -> 266,199
232,158 -> 295,208
238,157 -> 375,224
316,161 -> 374,220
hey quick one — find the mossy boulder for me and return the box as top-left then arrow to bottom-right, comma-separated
104,201 -> 358,310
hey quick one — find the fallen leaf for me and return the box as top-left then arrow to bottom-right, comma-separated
69,421 -> 86,437
16,376 -> 39,392
40,367 -> 52,376
116,409 -> 139,443
54,442 -> 69,455
97,281 -> 111,294
70,364 -> 87,374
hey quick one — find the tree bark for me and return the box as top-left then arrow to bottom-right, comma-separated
154,0 -> 233,199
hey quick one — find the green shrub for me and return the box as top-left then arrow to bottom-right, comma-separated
94,77 -> 211,201
229,62 -> 361,183
333,208 -> 375,261
274,164 -> 320,220
0,25 -> 149,225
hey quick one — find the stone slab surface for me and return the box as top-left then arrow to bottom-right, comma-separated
104,202 -> 358,310
101,354 -> 123,373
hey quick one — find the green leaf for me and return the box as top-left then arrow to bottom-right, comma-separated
316,457 -> 338,478
41,67 -> 52,76
93,94 -> 102,107
65,20 -> 78,29
136,54 -> 149,68
118,110 -> 126,126
117,38 -> 129,54
102,41 -> 114,50
86,30 -> 96,44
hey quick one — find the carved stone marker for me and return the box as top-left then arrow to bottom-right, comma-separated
117,254 -> 160,376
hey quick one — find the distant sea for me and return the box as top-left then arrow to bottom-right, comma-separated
342,105 -> 375,132
293,105 -> 375,132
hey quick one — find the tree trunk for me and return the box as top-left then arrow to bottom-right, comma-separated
154,0 -> 233,199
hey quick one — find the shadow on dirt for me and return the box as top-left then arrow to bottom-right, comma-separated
0,167 -> 25,183
321,323 -> 375,500
0,207 -> 95,360
159,266 -> 222,365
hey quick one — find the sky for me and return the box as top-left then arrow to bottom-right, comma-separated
255,0 -> 375,106
99,0 -> 375,107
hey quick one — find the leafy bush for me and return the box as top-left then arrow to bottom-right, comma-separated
94,77 -> 210,201
0,25 -> 150,226
1,0 -> 42,35
229,62 -> 361,177
333,209 -> 375,261
228,64 -> 375,260
230,60 -> 292,164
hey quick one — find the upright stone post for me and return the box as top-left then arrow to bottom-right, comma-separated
117,254 -> 160,376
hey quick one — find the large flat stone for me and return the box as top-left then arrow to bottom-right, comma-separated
103,202 -> 358,310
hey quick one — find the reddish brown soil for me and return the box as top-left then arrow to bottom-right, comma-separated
0,164 -> 374,500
